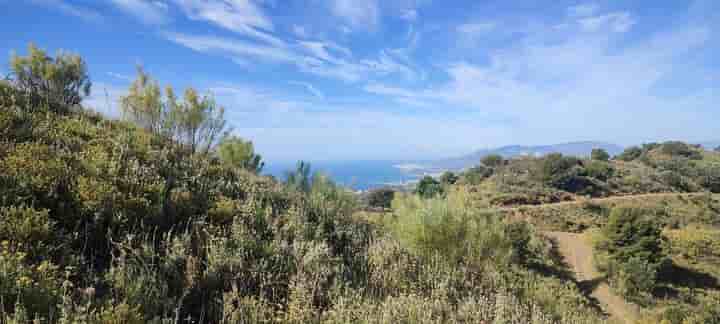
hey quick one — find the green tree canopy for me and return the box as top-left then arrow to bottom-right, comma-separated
439,171 -> 459,185
286,161 -> 312,193
591,148 -> 610,161
10,43 -> 91,110
595,206 -> 669,298
217,136 -> 264,174
121,68 -> 229,154
415,176 -> 444,199
481,154 -> 505,168
616,146 -> 643,161
367,188 -> 395,209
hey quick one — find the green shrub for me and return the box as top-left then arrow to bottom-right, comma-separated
366,187 -> 395,209
388,190 -> 510,265
616,146 -> 642,161
461,165 -> 493,185
594,206 -> 670,300
481,154 -> 505,168
591,148 -> 610,161
661,141 -> 702,160
414,176 -> 444,199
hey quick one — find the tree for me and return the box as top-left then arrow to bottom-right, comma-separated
595,206 -> 669,298
415,176 -> 443,198
367,188 -> 395,209
591,148 -> 610,161
439,171 -> 458,185
462,165 -> 493,185
120,67 -> 166,135
121,68 -> 229,154
616,146 -> 642,161
481,154 -> 504,168
661,141 -> 702,160
536,153 -> 579,183
217,136 -> 264,174
10,43 -> 91,111
715,146 -> 720,152
175,88 -> 228,154
286,161 -> 312,193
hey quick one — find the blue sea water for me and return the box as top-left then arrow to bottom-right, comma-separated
263,160 -> 425,191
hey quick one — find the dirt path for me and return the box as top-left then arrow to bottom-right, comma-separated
497,192 -> 710,212
545,231 -> 638,324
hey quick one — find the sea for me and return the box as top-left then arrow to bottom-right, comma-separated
263,160 -> 437,191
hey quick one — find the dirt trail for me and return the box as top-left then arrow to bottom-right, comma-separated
499,192 -> 709,212
545,232 -> 639,324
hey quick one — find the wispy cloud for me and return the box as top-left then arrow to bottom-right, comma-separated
29,0 -> 103,23
172,0 -> 285,46
331,0 -> 380,31
578,12 -> 635,33
457,22 -> 496,35
163,32 -> 298,63
109,0 -> 170,25
164,32 -> 418,83
289,81 -> 324,99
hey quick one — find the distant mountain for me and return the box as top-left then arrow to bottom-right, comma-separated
698,141 -> 720,150
435,141 -> 625,170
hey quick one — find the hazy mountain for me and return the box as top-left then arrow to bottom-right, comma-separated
698,141 -> 720,150
435,141 -> 625,170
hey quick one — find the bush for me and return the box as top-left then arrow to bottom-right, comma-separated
414,176 -> 443,199
594,206 -> 670,300
9,43 -> 91,112
461,165 -> 493,185
388,190 -> 510,265
616,146 -> 642,161
591,148 -> 610,161
481,154 -> 504,168
439,171 -> 458,185
585,160 -> 614,181
535,153 -> 580,184
366,187 -> 395,209
661,141 -> 702,160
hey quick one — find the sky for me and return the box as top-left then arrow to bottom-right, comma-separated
1,0 -> 719,162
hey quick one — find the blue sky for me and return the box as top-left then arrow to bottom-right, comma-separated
2,0 -> 719,162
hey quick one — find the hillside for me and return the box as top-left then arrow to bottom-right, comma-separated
3,44 -> 720,324
434,141 -> 624,170
0,46 -> 610,323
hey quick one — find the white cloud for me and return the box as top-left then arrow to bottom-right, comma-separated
331,0 -> 380,31
567,3 -> 598,17
163,32 -> 298,62
109,0 -> 170,24
28,0 -> 103,22
364,83 -> 417,98
578,12 -> 635,33
289,81 -> 324,99
457,22 -> 496,35
173,0 -> 284,46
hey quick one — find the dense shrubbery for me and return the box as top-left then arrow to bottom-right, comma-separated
594,206 -> 670,301
591,148 -> 610,161
414,175 -> 444,198
0,44 -> 611,323
366,187 -> 395,209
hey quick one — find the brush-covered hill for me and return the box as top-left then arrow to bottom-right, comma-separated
453,141 -> 720,208
435,141 -> 625,170
1,44 -> 611,323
